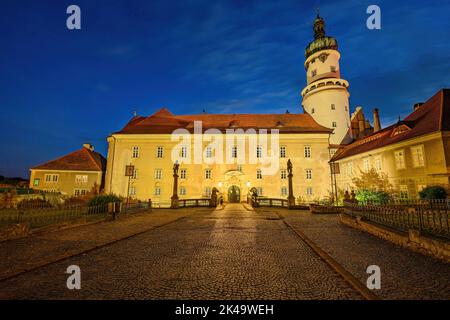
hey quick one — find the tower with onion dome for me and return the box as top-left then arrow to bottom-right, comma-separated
301,13 -> 352,145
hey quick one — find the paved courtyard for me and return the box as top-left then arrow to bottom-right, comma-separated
0,204 -> 449,300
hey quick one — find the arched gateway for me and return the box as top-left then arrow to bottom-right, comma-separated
228,186 -> 240,203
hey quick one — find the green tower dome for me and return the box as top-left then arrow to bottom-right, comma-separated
305,14 -> 338,59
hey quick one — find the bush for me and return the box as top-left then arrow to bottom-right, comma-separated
88,194 -> 122,207
355,189 -> 392,205
17,198 -> 53,209
63,196 -> 89,207
419,186 -> 447,200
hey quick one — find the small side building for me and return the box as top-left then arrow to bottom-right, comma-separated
330,89 -> 450,199
29,144 -> 106,196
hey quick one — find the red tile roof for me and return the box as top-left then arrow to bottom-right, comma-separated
331,89 -> 450,162
115,109 -> 332,134
32,147 -> 106,172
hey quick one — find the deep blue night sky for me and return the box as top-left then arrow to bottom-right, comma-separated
1,0 -> 449,177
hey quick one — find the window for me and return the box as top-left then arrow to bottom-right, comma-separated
281,187 -> 288,196
348,162 -> 353,175
311,70 -> 317,77
256,146 -> 262,158
311,108 -> 315,114
280,169 -> 287,180
306,187 -> 313,196
394,150 -> 406,169
180,169 -> 187,179
417,184 -> 427,193
231,146 -> 238,158
256,169 -> 262,180
330,66 -> 336,72
74,189 -> 87,196
410,145 -> 425,167
75,175 -> 88,184
154,187 -> 161,196
205,169 -> 212,179
332,122 -> 337,128
280,146 -> 286,158
131,168 -> 138,180
129,187 -> 136,196
363,158 -> 370,171
45,174 -> 59,183
204,187 -> 212,197
237,165 -> 242,172
345,106 -> 348,111
156,146 -> 163,158
180,186 -> 186,196
374,156 -> 382,172
331,104 -> 336,110
180,146 -> 188,158
206,146 -> 212,158
399,185 -> 409,199
155,169 -> 162,180
33,178 -> 40,186
256,187 -> 263,196
306,169 -> 312,180
132,146 -> 139,158
304,146 -> 311,158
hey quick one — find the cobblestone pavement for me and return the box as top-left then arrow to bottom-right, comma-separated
275,209 -> 450,300
0,208 -> 200,280
0,204 -> 360,300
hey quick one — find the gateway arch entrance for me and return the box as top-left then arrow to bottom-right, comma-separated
228,186 -> 240,203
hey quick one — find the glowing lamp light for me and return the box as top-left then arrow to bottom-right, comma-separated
246,181 -> 251,187
218,182 -> 223,188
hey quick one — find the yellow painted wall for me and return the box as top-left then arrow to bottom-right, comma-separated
104,133 -> 333,206
29,169 -> 103,196
333,132 -> 450,199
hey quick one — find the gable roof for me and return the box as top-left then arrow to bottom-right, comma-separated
115,108 -> 333,134
32,147 -> 106,172
331,89 -> 450,162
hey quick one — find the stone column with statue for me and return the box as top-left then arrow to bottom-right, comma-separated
171,162 -> 180,208
287,159 -> 296,208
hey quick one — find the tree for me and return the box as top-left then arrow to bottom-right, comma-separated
352,168 -> 392,192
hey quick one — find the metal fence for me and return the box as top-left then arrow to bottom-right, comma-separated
178,199 -> 211,208
0,201 -> 150,230
344,199 -> 450,240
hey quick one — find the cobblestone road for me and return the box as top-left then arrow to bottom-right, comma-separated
275,209 -> 450,300
0,204 -> 360,300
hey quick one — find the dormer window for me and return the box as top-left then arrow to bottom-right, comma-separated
275,121 -> 284,127
311,70 -> 317,77
229,120 -> 239,128
392,124 -> 411,136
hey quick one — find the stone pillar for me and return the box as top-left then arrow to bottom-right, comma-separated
287,159 -> 296,208
171,162 -> 179,209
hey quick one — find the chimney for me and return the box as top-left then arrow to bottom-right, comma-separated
413,102 -> 424,111
373,108 -> 381,133
83,143 -> 94,151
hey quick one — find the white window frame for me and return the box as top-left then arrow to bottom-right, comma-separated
205,169 -> 212,179
75,175 -> 88,184
280,169 -> 287,180
281,187 -> 288,196
180,169 -> 187,179
304,146 -> 311,158
155,169 -> 162,180
156,146 -> 163,158
394,150 -> 406,169
280,146 -> 286,158
410,145 -> 425,168
306,169 -> 312,180
132,146 -> 139,158
256,169 -> 262,180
